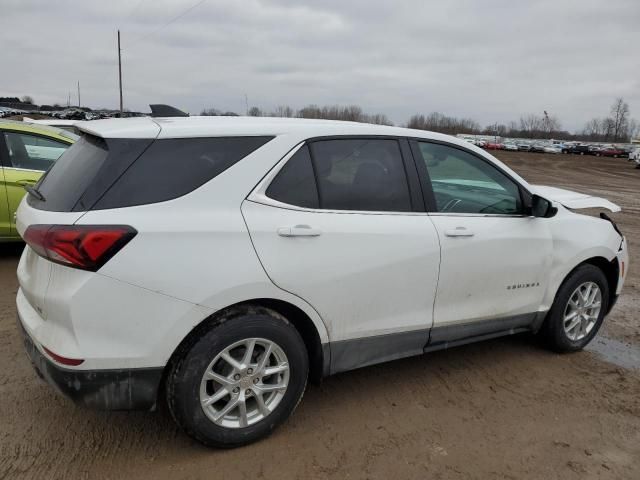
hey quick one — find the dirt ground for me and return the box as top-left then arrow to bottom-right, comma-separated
1,151 -> 639,479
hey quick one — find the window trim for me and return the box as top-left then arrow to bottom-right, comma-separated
0,129 -> 71,171
407,138 -> 532,217
252,135 -> 423,215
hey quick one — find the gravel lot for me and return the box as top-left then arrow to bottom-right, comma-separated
1,151 -> 639,479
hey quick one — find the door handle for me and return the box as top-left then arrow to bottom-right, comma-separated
444,227 -> 475,237
277,225 -> 322,237
17,179 -> 37,186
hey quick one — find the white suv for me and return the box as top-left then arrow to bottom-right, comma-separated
16,115 -> 628,447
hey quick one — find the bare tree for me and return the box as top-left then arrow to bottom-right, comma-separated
200,107 -> 221,116
582,118 -> 603,139
294,104 -> 392,125
248,106 -> 263,117
610,97 -> 630,142
21,95 -> 34,104
271,105 -> 295,118
519,114 -> 543,136
407,112 -> 480,134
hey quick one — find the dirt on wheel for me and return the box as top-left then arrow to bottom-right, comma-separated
1,152 -> 639,479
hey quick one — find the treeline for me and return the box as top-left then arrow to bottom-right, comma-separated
201,104 -> 392,125
407,112 -> 480,135
204,97 -> 638,142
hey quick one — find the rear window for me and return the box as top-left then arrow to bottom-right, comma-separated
30,135 -> 272,212
31,135 -> 153,212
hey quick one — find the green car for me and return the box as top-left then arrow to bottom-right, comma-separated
0,120 -> 77,241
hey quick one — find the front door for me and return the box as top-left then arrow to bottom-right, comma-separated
243,138 -> 441,373
411,140 -> 553,342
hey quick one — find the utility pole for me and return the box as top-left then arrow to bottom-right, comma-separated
244,94 -> 249,116
543,110 -> 550,136
77,81 -> 81,107
118,30 -> 123,113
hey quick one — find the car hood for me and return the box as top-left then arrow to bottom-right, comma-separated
532,185 -> 621,212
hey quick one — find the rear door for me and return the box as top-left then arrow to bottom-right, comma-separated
243,137 -> 440,373
0,132 -> 11,237
410,140 -> 553,342
0,130 -> 70,235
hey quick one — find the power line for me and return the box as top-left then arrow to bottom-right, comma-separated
125,0 -> 208,49
124,0 -> 147,21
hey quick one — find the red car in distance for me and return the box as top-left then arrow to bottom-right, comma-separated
595,147 -> 627,158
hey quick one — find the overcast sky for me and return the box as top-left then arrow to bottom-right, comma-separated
2,0 -> 638,131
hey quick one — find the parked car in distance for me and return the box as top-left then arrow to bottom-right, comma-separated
503,142 -> 518,151
629,147 -> 640,167
563,144 -> 591,155
16,115 -> 628,448
588,145 -> 605,155
543,145 -> 562,154
530,144 -> 547,153
517,142 -> 531,151
595,146 -> 627,158
0,120 -> 77,241
484,142 -> 503,150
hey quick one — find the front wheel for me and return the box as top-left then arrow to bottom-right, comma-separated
167,307 -> 309,448
541,264 -> 609,352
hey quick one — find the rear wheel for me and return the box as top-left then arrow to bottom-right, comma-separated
167,308 -> 309,448
541,264 -> 609,352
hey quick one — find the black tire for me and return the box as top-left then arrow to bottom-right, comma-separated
167,307 -> 309,448
541,264 -> 609,353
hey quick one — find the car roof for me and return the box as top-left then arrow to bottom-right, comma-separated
0,119 -> 77,143
77,115 -> 469,145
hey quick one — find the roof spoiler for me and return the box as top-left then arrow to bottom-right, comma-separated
149,104 -> 189,118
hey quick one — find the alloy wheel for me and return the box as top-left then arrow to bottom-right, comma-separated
563,282 -> 602,341
199,338 -> 290,429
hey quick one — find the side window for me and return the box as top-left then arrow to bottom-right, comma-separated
416,142 -> 522,214
310,139 -> 412,212
266,145 -> 319,208
3,132 -> 69,171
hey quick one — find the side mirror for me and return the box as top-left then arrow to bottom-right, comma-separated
531,194 -> 557,218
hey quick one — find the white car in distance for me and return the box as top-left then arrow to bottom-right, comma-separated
16,112 -> 628,448
543,145 -> 563,154
629,147 -> 640,167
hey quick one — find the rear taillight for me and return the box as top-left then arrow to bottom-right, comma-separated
23,225 -> 137,271
42,345 -> 84,366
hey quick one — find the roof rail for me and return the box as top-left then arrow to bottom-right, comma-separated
149,104 -> 189,118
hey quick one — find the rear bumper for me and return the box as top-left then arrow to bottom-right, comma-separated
17,314 -> 163,411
